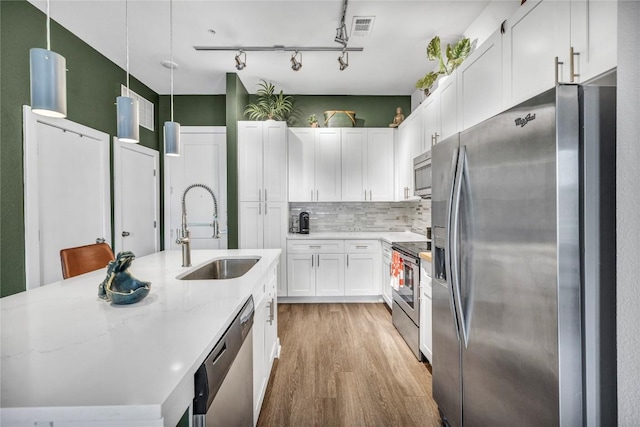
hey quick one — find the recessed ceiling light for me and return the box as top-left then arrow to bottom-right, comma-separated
161,60 -> 178,69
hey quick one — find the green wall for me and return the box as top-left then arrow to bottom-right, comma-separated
0,0 -> 159,297
225,74 -> 249,249
280,95 -> 410,128
158,95 -> 226,126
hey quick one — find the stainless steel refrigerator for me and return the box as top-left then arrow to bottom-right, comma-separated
431,85 -> 616,427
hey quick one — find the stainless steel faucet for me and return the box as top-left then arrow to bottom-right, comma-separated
176,183 -> 220,267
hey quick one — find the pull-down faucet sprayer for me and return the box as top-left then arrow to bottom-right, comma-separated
176,183 -> 220,267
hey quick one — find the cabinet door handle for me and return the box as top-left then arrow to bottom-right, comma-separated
364,189 -> 367,200
309,245 -> 321,249
259,202 -> 261,215
347,254 -> 349,267
554,56 -> 564,84
356,245 -> 368,249
317,254 -> 320,267
369,190 -> 372,200
317,190 -> 319,201
264,202 -> 267,215
312,254 -> 314,267
311,189 -> 314,201
259,189 -> 262,202
570,46 -> 580,83
268,298 -> 275,325
265,188 -> 268,202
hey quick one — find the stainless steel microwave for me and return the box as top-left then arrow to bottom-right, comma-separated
413,150 -> 432,198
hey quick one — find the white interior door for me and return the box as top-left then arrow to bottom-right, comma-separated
23,106 -> 111,288
165,127 -> 227,250
114,139 -> 159,257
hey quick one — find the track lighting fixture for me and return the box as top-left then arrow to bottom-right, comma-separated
338,50 -> 349,71
290,51 -> 302,71
30,0 -> 67,118
334,23 -> 349,47
235,50 -> 246,70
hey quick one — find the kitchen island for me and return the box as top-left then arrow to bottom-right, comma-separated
0,249 -> 281,427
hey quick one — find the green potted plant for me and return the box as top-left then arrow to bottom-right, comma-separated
416,36 -> 471,96
244,79 -> 294,121
307,114 -> 319,128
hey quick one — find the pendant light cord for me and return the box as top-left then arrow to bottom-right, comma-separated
170,0 -> 174,122
46,0 -> 51,50
125,0 -> 130,96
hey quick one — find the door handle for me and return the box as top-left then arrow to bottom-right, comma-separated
121,231 -> 130,237
570,46 -> 580,83
445,147 -> 461,342
265,188 -> 268,202
347,254 -> 349,267
451,146 -> 469,347
554,56 -> 564,85
96,237 -> 105,244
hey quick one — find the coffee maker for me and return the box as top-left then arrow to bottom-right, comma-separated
299,212 -> 310,234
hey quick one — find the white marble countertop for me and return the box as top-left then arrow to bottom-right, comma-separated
286,230 -> 428,244
0,249 -> 281,427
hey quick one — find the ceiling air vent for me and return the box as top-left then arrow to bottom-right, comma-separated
350,16 -> 375,37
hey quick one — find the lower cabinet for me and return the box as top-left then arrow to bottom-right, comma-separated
253,265 -> 278,425
419,259 -> 432,363
287,239 -> 381,297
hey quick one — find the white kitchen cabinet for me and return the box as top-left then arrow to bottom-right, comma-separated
315,129 -> 342,202
341,128 -> 367,201
570,0 -> 617,83
366,128 -> 395,201
253,265 -> 279,425
381,242 -> 392,308
238,121 -> 288,296
419,259 -> 432,363
396,115 -> 418,201
288,128 -> 341,202
238,121 -> 287,203
316,254 -> 346,296
457,28 -> 503,130
421,95 -> 440,149
345,240 -> 381,296
502,0 -> 571,107
287,254 -> 315,297
341,128 -> 395,202
439,75 -> 458,141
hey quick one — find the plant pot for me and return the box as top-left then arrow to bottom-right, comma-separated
310,123 -> 319,128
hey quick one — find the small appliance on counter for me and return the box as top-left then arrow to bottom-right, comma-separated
299,212 -> 310,234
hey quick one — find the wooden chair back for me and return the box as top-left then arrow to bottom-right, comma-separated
60,242 -> 115,279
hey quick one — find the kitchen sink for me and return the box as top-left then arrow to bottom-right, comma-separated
178,257 -> 260,280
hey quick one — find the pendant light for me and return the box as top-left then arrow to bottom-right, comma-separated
117,0 -> 140,143
30,0 -> 67,118
164,0 -> 181,156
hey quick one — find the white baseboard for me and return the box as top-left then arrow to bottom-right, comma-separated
278,295 -> 384,304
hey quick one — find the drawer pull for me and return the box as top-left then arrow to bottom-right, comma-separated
309,245 -> 321,249
355,245 -> 368,249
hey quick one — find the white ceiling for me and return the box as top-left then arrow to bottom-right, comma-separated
28,0 -> 491,95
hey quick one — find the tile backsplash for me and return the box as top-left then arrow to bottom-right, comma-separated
289,200 -> 431,235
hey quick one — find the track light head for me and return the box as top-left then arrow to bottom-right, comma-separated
290,51 -> 302,71
235,50 -> 246,71
334,24 -> 349,47
338,50 -> 349,71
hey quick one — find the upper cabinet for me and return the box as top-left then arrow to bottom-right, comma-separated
502,0 -> 617,108
288,128 -> 341,202
238,121 -> 287,203
457,29 -> 503,130
342,128 -> 395,202
570,0 -> 617,83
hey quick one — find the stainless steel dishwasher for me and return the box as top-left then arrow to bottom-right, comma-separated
193,296 -> 254,427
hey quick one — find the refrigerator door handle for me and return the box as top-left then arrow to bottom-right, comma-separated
445,147 -> 461,342
451,146 -> 469,347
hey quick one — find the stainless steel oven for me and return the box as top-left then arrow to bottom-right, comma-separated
413,150 -> 432,199
392,241 -> 428,360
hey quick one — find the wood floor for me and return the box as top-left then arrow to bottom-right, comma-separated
257,303 -> 442,427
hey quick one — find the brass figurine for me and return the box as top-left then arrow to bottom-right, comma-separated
389,107 -> 405,128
